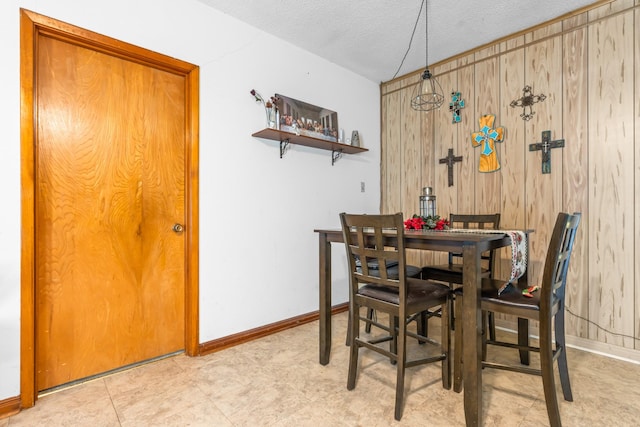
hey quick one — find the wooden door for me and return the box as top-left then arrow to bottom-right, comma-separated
34,31 -> 186,391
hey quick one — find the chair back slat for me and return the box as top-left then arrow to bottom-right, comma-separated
540,212 -> 581,311
340,213 -> 405,291
448,213 -> 501,267
449,213 -> 501,230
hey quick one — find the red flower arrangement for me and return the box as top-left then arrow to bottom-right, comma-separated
404,215 -> 450,230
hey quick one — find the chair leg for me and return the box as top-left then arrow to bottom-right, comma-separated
345,307 -> 352,346
453,294 -> 463,393
555,309 -> 573,401
518,317 -> 530,365
390,316 -> 399,364
539,319 -> 562,427
481,311 -> 488,361
416,310 -> 428,338
347,302 -> 360,390
441,299 -> 451,390
488,311 -> 496,340
449,284 -> 456,331
365,308 -> 375,333
394,314 -> 407,421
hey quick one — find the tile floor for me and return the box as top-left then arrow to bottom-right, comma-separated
3,311 -> 640,426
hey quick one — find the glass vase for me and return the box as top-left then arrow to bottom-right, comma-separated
266,107 -> 277,129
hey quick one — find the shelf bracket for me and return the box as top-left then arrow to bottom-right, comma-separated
331,149 -> 343,166
279,139 -> 290,158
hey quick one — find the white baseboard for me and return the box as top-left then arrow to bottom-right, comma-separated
565,335 -> 640,365
494,321 -> 640,365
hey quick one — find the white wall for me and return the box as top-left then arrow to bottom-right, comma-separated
0,0 -> 381,400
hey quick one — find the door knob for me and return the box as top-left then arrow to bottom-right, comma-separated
172,223 -> 184,233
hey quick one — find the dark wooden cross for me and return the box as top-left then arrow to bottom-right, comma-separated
529,130 -> 564,174
439,148 -> 463,187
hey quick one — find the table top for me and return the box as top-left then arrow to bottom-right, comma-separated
314,228 -> 521,241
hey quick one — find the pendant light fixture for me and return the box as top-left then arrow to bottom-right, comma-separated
410,0 -> 444,112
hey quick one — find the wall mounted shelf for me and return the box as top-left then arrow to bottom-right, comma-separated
252,128 -> 368,165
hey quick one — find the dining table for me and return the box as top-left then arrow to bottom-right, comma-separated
314,227 -> 530,427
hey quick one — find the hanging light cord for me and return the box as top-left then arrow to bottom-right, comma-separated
423,0 -> 429,73
390,0 -> 425,80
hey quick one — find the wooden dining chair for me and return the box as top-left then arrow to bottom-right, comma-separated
422,213 -> 501,282
421,213 -> 501,336
340,212 -> 452,421
453,212 -> 581,427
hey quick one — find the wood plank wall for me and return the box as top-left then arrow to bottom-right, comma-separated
380,0 -> 639,351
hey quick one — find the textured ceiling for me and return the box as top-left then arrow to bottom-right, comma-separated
196,0 -> 598,83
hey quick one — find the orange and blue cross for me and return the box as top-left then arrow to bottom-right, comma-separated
471,114 -> 505,173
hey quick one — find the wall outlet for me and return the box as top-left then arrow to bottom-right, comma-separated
360,182 -> 365,192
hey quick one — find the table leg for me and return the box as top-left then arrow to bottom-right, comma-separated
319,232 -> 332,365
462,243 -> 482,426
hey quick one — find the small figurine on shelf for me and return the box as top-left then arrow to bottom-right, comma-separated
351,130 -> 360,147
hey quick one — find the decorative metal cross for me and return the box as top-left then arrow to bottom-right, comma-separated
439,148 -> 463,186
510,85 -> 546,121
449,91 -> 465,123
529,130 -> 564,174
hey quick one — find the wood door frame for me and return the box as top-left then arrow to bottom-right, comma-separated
19,9 -> 200,408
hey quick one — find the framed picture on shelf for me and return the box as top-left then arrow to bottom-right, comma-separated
276,94 -> 339,143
